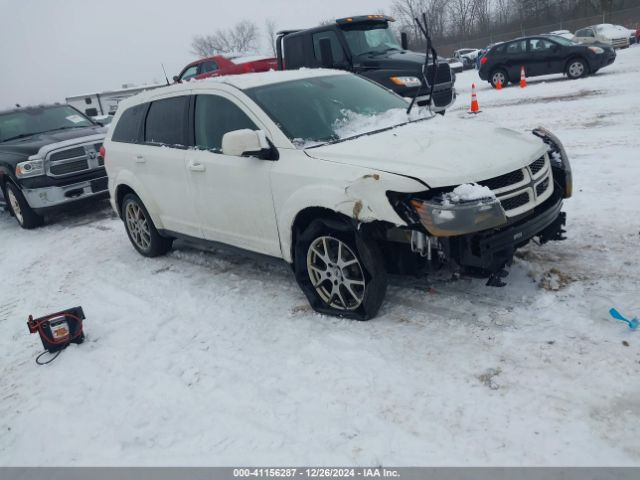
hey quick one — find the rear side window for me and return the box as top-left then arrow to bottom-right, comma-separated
194,95 -> 258,152
144,96 -> 189,147
112,104 -> 146,143
312,31 -> 345,65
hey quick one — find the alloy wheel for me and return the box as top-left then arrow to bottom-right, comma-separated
569,61 -> 585,78
125,202 -> 151,251
307,236 -> 366,311
492,71 -> 506,86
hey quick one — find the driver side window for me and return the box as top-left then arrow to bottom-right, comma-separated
180,65 -> 199,81
194,95 -> 259,153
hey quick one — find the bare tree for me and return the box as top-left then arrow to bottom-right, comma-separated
264,18 -> 278,56
191,20 -> 259,57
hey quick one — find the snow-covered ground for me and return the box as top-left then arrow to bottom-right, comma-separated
1,46 -> 639,467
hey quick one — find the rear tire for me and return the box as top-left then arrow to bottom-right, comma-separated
122,193 -> 173,257
5,182 -> 44,229
566,58 -> 588,79
294,218 -> 387,320
490,68 -> 509,89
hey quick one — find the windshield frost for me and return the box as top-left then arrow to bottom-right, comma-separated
246,75 -> 427,148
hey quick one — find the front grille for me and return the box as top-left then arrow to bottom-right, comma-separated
536,178 -> 550,197
479,169 -> 525,190
50,147 -> 86,162
50,159 -> 89,175
529,157 -> 546,175
500,192 -> 530,211
46,141 -> 102,177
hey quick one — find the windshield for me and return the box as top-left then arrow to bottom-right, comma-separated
0,105 -> 93,142
341,23 -> 402,56
245,74 -> 424,147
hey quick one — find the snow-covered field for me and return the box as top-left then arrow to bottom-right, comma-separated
1,46 -> 639,466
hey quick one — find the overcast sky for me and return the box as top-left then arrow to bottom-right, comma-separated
0,0 -> 391,109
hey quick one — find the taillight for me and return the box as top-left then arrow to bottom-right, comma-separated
480,56 -> 488,65
99,145 -> 106,164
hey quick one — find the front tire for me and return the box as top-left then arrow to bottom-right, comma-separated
122,193 -> 173,257
567,58 -> 588,79
5,182 -> 44,229
294,218 -> 387,320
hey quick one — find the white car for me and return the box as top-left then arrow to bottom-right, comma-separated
574,24 -> 630,49
548,30 -> 575,40
453,48 -> 481,68
103,69 -> 572,319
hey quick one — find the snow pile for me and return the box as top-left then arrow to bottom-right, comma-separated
443,183 -> 496,205
333,108 -> 428,140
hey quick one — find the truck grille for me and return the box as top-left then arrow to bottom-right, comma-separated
479,154 -> 554,217
46,142 -> 103,178
611,38 -> 628,48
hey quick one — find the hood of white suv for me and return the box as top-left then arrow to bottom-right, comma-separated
305,119 -> 547,188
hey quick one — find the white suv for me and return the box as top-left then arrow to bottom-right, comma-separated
104,69 -> 572,319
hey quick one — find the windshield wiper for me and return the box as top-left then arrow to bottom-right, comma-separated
1,132 -> 37,142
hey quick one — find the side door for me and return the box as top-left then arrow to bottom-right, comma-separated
503,39 -> 528,80
184,93 -> 281,256
527,38 -> 563,76
135,95 -> 201,237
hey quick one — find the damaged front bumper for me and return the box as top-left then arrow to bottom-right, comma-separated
447,193 -> 566,274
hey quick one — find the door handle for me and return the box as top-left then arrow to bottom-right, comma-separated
135,155 -> 146,164
188,161 -> 206,172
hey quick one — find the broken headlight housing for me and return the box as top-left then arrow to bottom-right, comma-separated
532,127 -> 572,199
388,190 -> 508,237
16,156 -> 45,179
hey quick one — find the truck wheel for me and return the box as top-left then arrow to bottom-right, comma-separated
567,59 -> 587,79
490,68 -> 508,88
122,193 -> 173,257
294,218 -> 387,320
5,182 -> 44,229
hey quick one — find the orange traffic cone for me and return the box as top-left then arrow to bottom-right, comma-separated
469,83 -> 480,113
520,66 -> 527,88
496,78 -> 503,90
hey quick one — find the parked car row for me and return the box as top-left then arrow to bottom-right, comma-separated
478,34 -> 616,88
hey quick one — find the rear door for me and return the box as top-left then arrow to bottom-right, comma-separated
503,39 -> 528,79
184,93 -> 280,256
135,94 -> 201,237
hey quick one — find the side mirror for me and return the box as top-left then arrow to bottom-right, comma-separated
319,38 -> 335,68
221,129 -> 278,160
173,75 -> 180,83
401,32 -> 409,50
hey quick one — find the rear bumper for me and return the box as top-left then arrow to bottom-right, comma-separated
22,176 -> 109,214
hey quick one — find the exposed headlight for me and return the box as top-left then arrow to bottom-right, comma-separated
588,46 -> 605,54
532,127 -> 572,199
16,157 -> 45,178
390,76 -> 422,88
409,196 -> 507,237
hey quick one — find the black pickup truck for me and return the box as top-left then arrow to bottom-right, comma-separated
0,104 -> 108,228
276,15 -> 456,113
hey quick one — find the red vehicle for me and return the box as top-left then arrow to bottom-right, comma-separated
174,54 -> 277,83
636,27 -> 640,43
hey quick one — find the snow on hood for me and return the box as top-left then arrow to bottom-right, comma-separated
595,24 -> 628,39
305,116 -> 547,188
